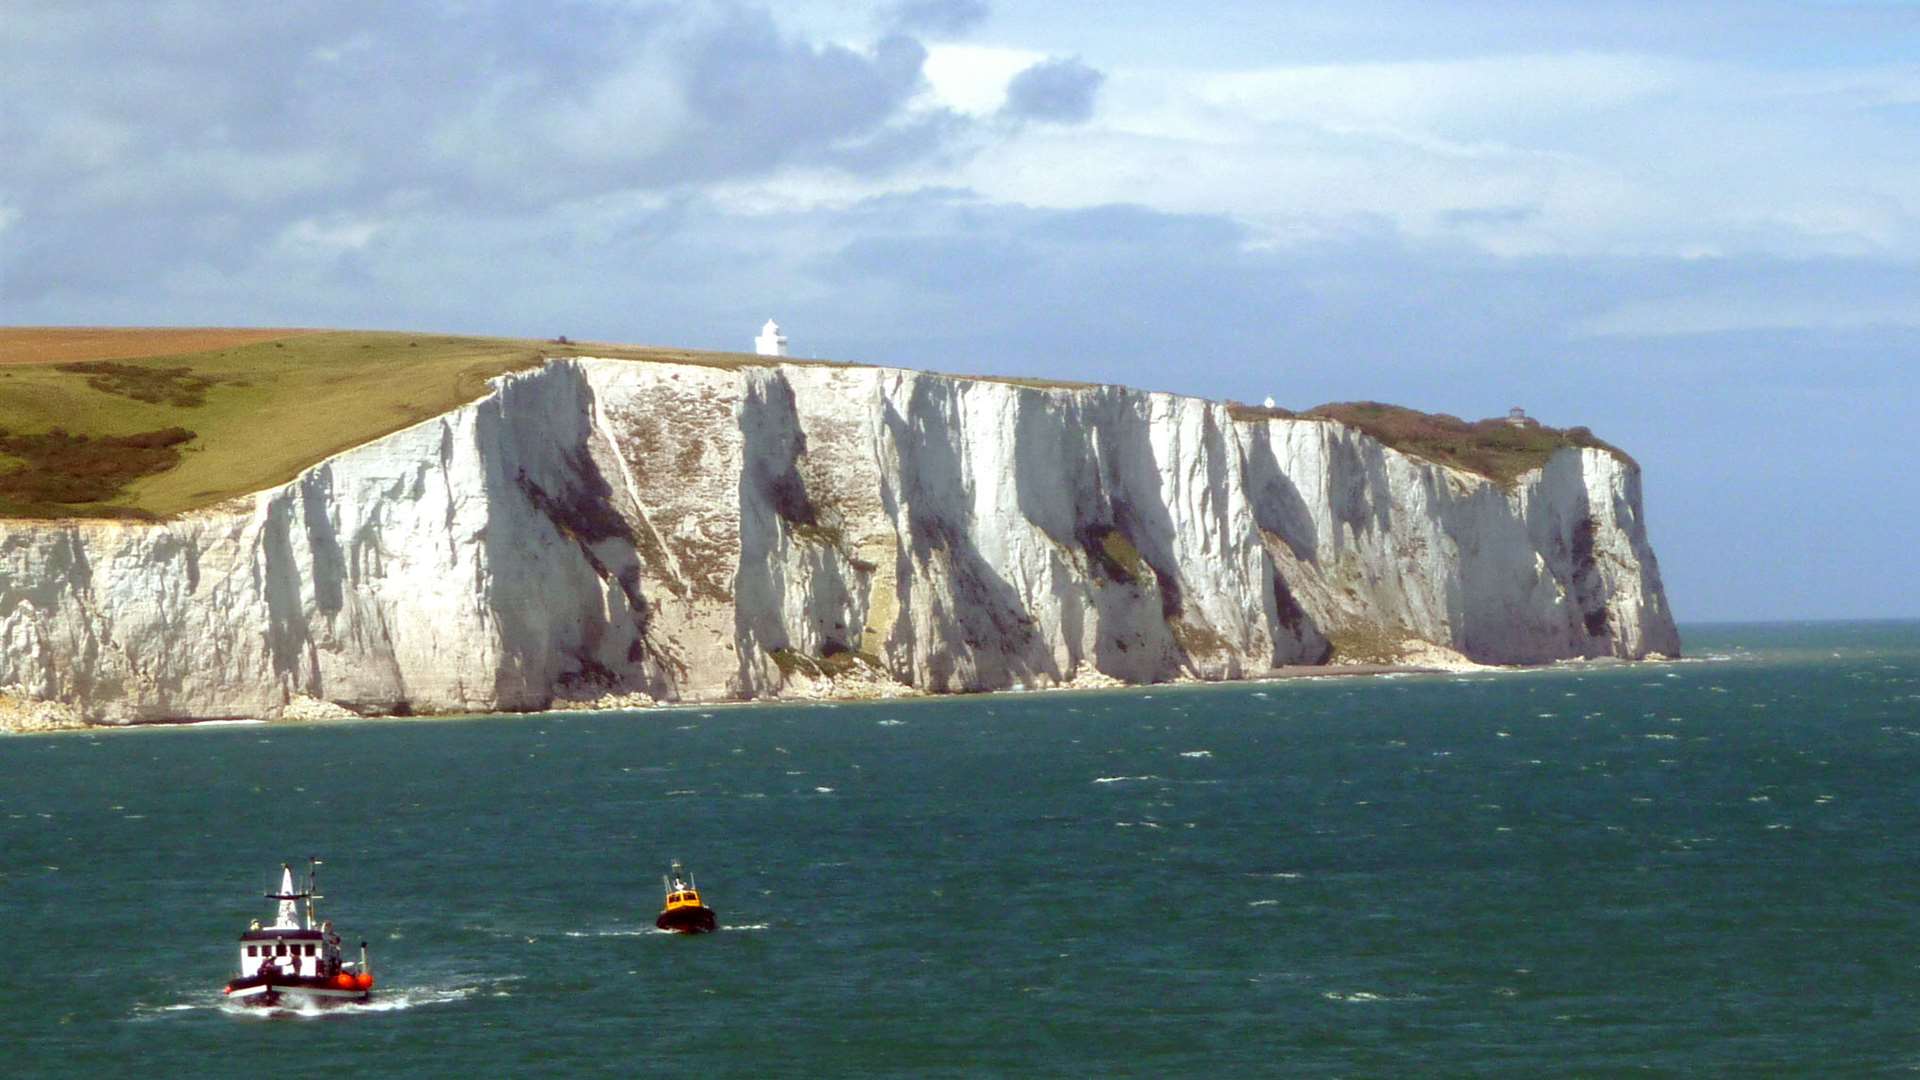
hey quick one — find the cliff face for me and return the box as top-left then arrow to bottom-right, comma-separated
0,358 -> 1679,724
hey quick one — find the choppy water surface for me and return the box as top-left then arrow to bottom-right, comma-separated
3,621 -> 1918,1076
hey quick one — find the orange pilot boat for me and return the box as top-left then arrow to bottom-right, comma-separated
655,859 -> 718,934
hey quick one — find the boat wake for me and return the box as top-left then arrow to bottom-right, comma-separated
228,983 -> 482,1018
563,920 -> 768,937
133,981 -> 490,1022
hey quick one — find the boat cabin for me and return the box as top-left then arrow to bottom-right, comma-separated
238,927 -> 341,979
237,861 -> 345,980
663,887 -> 704,912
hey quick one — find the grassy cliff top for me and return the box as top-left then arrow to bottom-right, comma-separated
1298,401 -> 1635,487
0,328 -> 1627,519
0,328 -> 809,519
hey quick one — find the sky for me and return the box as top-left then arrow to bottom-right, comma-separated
2,0 -> 1917,622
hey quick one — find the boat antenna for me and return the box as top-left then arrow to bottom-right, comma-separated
304,856 -> 324,929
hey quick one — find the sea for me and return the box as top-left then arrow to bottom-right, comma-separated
2,621 -> 1917,1077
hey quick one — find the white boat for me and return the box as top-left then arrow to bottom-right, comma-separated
222,858 -> 375,1007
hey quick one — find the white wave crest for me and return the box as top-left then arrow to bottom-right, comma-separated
200,983 -> 479,1020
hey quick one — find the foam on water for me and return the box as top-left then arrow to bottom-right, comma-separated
1321,990 -> 1425,1004
269,984 -> 475,1018
135,981 -> 486,1022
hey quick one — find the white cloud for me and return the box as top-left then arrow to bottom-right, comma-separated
921,44 -> 1046,114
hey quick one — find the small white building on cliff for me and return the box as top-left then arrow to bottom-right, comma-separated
754,319 -> 788,357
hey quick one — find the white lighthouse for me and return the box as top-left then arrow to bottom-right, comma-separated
754,319 -> 788,357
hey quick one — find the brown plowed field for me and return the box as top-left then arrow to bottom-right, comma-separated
0,327 -> 315,366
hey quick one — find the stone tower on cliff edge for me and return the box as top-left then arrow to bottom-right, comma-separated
754,319 -> 788,357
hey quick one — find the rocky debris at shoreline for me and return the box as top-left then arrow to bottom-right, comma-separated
550,689 -> 659,712
0,689 -> 86,734
281,694 -> 360,722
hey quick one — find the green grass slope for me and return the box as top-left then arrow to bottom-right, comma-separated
0,330 -> 790,519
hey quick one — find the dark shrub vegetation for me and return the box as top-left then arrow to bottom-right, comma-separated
55,361 -> 218,406
1226,402 -> 1296,421
1305,402 -> 1634,487
0,426 -> 196,516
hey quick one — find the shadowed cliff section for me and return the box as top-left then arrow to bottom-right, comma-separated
477,365 -> 666,709
734,370 -> 866,691
881,377 -> 1053,691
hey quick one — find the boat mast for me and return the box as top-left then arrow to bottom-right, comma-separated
264,857 -> 325,930
303,857 -> 323,930
268,864 -> 301,929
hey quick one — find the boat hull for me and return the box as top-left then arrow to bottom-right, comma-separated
224,975 -> 370,1007
655,906 -> 718,934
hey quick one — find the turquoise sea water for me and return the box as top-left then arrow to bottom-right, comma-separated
2,622 -> 1918,1077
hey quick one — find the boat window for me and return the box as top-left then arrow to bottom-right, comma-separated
304,944 -> 316,956
276,944 -> 287,956
247,946 -> 257,957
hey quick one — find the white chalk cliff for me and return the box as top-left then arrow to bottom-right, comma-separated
0,358 -> 1679,725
